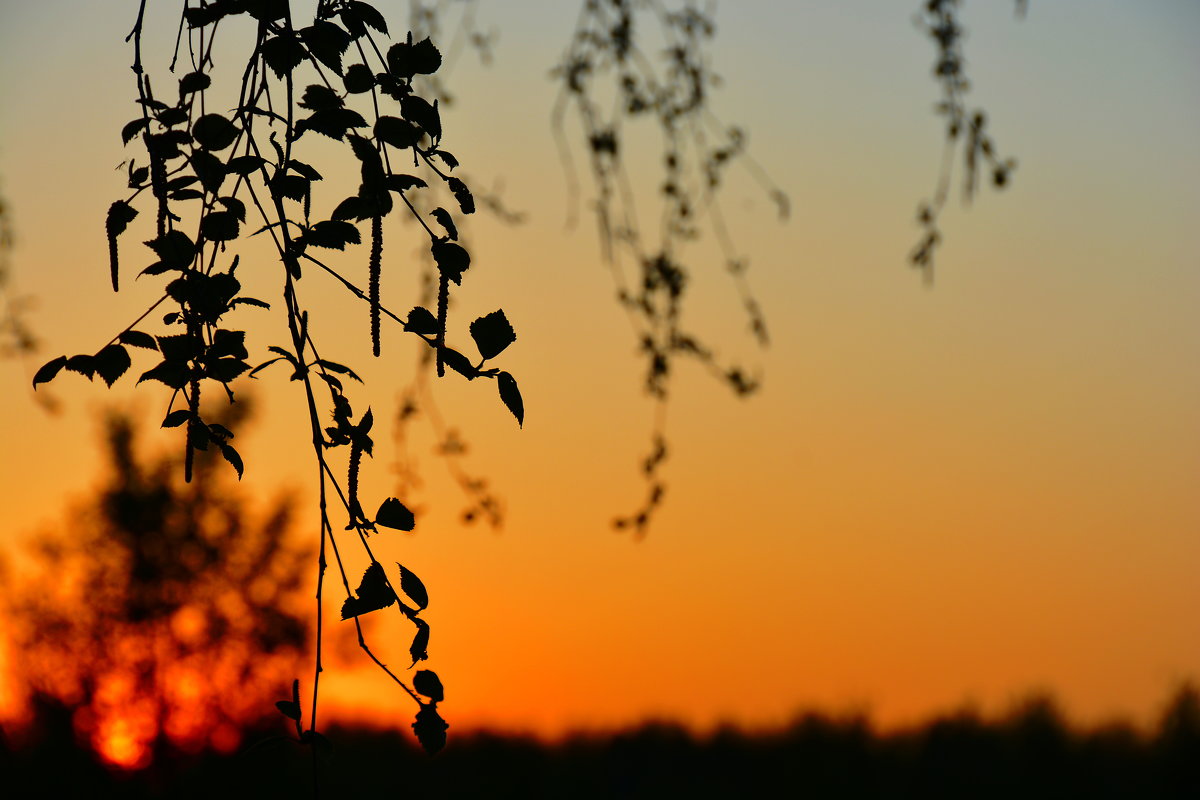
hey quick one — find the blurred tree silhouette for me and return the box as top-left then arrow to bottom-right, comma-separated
0,189 -> 34,358
2,401 -> 309,769
3,684 -> 1197,797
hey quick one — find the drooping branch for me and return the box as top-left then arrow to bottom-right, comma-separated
552,0 -> 784,534
33,1 -> 526,773
910,0 -> 1022,281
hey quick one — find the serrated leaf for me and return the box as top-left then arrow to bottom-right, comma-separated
232,297 -> 270,310
208,422 -> 234,442
117,330 -> 158,350
317,359 -> 362,381
388,37 -> 441,79
498,371 -> 524,428
357,151 -> 385,191
167,175 -> 200,191
300,21 -> 351,76
269,173 -> 310,203
412,704 -> 447,754
65,354 -> 96,379
266,345 -> 298,365
190,150 -> 227,194
179,71 -> 211,95
347,133 -> 380,164
107,201 -> 138,236
288,159 -> 323,181
299,84 -> 343,112
469,310 -> 516,360
397,563 -> 428,610
431,207 -> 457,241
140,261 -> 180,277
32,356 -> 67,388
319,372 -> 343,392
409,618 -> 430,665
145,131 -> 184,161
217,196 -> 247,221
209,329 -> 248,359
404,306 -> 438,335
430,240 -> 469,285
374,116 -> 421,150
339,561 -> 397,620
218,441 -> 244,478
192,113 -> 239,151
145,229 -> 196,271
401,95 -> 440,142
298,107 -> 367,141
375,498 -> 415,531
413,670 -> 444,703
440,347 -> 477,380
94,344 -> 131,387
261,34 -> 305,78
374,72 -> 406,100
227,154 -> 266,176
207,357 -> 250,383
201,211 -> 240,242
162,409 -> 192,428
303,220 -> 361,250
386,174 -> 427,192
356,187 -> 392,219
248,357 -> 284,378
121,117 -> 150,145
409,37 -> 441,75
342,1 -> 388,37
168,271 -> 240,322
447,176 -> 475,214
138,360 -> 190,389
156,120 -> 193,142
343,63 -> 374,93
157,333 -> 201,363
432,150 -> 458,172
156,106 -> 190,128
331,195 -> 367,222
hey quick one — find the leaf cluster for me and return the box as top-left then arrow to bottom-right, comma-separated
36,0 -> 529,764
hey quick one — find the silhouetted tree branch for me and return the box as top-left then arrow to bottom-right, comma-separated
18,3 -> 1029,786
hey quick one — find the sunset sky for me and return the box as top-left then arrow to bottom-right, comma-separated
0,0 -> 1197,743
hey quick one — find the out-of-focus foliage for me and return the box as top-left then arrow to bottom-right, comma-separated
0,188 -> 38,359
910,0 -> 1022,279
2,402 -> 309,769
3,687 -> 1197,797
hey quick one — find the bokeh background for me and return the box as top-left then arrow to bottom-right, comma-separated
0,0 -> 1197,756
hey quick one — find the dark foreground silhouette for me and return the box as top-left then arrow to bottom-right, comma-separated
3,687 -> 1198,799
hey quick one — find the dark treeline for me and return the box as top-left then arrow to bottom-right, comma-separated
3,686 -> 1198,799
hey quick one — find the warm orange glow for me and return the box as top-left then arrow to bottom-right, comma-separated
5,621 -> 299,768
92,710 -> 154,771
1,0 -> 1198,748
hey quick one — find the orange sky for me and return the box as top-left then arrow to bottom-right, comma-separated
0,1 -> 1198,740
